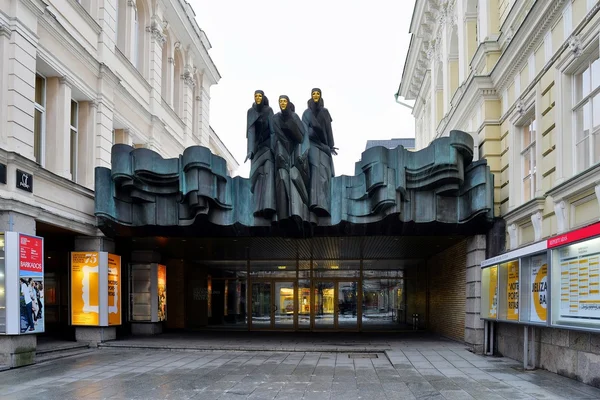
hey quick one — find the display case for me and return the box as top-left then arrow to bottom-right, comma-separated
550,235 -> 600,331
129,263 -> 167,323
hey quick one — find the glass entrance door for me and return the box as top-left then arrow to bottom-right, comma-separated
251,280 -> 296,329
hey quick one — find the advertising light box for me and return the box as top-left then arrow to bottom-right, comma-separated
481,266 -> 498,320
3,232 -> 45,335
520,253 -> 548,324
70,252 -> 121,327
551,235 -> 600,330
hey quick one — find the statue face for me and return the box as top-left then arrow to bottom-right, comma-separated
312,91 -> 321,102
279,98 -> 288,110
254,93 -> 263,105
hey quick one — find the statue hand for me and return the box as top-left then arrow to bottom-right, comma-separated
330,147 -> 338,156
244,151 -> 254,162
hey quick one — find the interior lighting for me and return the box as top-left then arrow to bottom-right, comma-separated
278,266 -> 286,270
330,265 -> 339,270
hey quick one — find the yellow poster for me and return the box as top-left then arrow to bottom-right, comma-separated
507,261 -> 519,321
488,266 -> 498,318
157,264 -> 167,321
71,252 -> 100,326
108,254 -> 121,326
531,263 -> 547,322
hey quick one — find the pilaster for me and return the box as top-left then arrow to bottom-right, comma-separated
147,15 -> 165,110
45,76 -> 72,179
181,65 -> 195,147
465,234 -> 486,354
198,76 -> 211,146
97,0 -> 117,62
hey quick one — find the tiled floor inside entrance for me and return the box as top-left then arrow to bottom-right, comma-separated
1,333 -> 599,399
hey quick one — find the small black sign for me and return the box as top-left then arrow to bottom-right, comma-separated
0,163 -> 6,184
16,169 -> 33,192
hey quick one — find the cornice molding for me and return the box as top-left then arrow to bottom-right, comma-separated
503,197 -> 546,227
64,0 -> 101,34
547,163 -> 600,202
493,0 -> 567,93
114,47 -> 152,92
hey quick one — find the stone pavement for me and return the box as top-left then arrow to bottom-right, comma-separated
0,333 -> 599,399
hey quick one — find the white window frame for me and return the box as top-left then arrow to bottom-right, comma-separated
572,53 -> 600,173
34,73 -> 46,166
70,100 -> 79,182
521,118 -> 536,203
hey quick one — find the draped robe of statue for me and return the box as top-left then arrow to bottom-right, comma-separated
301,93 -> 335,217
247,95 -> 276,217
271,99 -> 310,222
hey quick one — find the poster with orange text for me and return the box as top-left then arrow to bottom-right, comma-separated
71,252 -> 100,326
108,254 -> 121,326
507,261 -> 520,321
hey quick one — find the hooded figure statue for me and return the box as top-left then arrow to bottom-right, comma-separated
301,88 -> 336,217
246,90 -> 276,218
271,95 -> 311,223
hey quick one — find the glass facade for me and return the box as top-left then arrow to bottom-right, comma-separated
195,259 -> 413,331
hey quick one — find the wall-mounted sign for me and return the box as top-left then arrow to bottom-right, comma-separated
16,170 -> 33,192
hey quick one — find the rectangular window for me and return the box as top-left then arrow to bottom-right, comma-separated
521,118 -> 536,202
574,55 -> 600,173
70,100 -> 79,182
34,74 -> 46,165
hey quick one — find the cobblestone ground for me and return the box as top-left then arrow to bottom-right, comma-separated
1,348 -> 600,399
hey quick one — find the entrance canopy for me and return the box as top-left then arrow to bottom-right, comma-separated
94,130 -> 494,238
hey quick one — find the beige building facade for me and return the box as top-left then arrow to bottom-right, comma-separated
399,0 -> 600,385
0,0 -> 237,366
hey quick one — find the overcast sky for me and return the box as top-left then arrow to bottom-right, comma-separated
191,0 -> 416,177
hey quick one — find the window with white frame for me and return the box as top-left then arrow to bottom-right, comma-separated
573,54 -> 600,173
521,118 -> 536,203
70,100 -> 79,182
34,74 -> 46,165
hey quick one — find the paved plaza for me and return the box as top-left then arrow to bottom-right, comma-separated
1,334 -> 600,399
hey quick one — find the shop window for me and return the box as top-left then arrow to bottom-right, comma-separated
521,118 -> 536,202
573,54 -> 600,173
34,74 -> 46,165
70,100 -> 79,182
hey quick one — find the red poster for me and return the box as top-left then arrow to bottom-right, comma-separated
19,234 -> 43,274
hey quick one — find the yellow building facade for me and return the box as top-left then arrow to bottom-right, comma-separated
399,0 -> 600,251
399,0 -> 600,384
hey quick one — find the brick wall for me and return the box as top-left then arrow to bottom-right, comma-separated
497,323 -> 600,388
427,240 -> 468,342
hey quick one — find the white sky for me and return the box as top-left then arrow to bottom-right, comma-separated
191,0 -> 416,177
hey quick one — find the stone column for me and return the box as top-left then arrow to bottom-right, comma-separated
76,101 -> 97,190
464,13 -> 477,73
198,75 -> 211,147
73,236 -> 117,346
465,234 -> 486,353
3,0 -> 44,160
45,77 -> 73,179
97,0 -> 117,62
0,212 -> 37,368
95,66 -> 118,169
147,15 -> 165,108
181,66 -> 195,147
